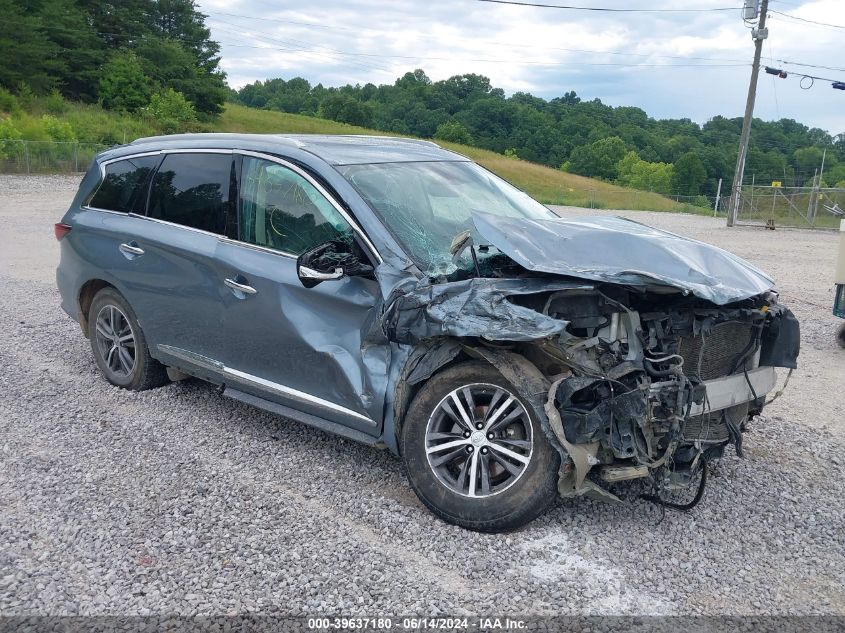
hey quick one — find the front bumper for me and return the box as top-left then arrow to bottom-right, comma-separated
667,366 -> 777,417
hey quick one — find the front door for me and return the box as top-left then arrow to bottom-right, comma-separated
216,155 -> 384,434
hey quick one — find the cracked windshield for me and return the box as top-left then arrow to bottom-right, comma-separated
338,161 -> 555,276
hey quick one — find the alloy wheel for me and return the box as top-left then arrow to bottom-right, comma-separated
94,304 -> 136,378
425,383 -> 534,498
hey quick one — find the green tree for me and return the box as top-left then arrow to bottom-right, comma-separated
34,0 -> 105,101
672,152 -> 707,196
134,37 -> 227,117
434,120 -> 472,145
616,151 -> 673,194
0,0 -> 60,94
99,52 -> 150,112
568,136 -> 628,180
319,93 -> 373,127
793,146 -> 825,184
144,88 -> 196,133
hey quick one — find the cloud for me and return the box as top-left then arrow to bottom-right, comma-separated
197,0 -> 845,134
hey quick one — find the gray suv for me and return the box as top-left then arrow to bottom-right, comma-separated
56,134 -> 799,531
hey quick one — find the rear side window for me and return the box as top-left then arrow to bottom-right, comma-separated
89,155 -> 160,213
148,153 -> 232,234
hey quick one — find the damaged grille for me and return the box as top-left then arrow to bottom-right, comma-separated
678,321 -> 756,381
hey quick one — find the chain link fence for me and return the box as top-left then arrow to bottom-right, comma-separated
0,140 -> 108,174
732,185 -> 845,230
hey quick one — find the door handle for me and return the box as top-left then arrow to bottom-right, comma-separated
224,277 -> 258,295
119,242 -> 144,257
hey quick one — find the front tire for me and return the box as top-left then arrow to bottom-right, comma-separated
87,287 -> 168,391
401,361 -> 559,532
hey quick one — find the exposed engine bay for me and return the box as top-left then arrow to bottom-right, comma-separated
508,285 -> 800,505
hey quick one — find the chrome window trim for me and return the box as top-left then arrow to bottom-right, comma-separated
216,236 -> 297,260
81,206 -> 135,217
158,345 -> 375,425
90,148 -> 383,264
80,204 -> 228,241
97,151 -> 164,179
237,150 -> 383,264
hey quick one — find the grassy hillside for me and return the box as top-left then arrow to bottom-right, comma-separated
1,97 -> 704,213
217,105 -> 705,214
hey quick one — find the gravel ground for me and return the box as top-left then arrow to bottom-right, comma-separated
0,174 -> 844,617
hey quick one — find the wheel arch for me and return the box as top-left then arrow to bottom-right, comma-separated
77,279 -> 117,337
391,339 -> 560,456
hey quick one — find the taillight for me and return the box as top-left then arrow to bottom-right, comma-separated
54,223 -> 72,241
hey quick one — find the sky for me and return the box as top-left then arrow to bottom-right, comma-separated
195,0 -> 845,135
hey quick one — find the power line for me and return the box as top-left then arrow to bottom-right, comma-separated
770,59 -> 845,73
475,0 -> 736,11
768,9 -> 845,30
206,11 -> 751,64
205,9 -> 841,73
209,17 -> 748,69
215,38 -> 747,68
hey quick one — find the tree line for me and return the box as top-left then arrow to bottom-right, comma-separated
2,1 -> 842,196
0,0 -> 226,129
235,69 -> 845,197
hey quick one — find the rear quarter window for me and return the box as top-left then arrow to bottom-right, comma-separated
88,155 -> 161,213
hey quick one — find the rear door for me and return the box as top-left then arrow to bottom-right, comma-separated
215,153 -> 384,433
108,151 -> 236,376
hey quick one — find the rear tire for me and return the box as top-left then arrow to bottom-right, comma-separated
87,287 -> 168,391
837,322 -> 845,350
401,361 -> 559,532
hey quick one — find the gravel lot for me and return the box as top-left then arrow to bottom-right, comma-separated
1,174 -> 844,617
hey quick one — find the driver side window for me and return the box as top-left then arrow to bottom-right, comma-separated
239,157 -> 353,255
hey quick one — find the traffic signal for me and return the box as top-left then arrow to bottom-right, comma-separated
765,66 -> 787,78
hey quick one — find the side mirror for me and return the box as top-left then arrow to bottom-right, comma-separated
296,240 -> 374,288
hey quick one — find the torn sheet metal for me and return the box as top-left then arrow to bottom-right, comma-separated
472,212 -> 775,305
382,277 -> 591,345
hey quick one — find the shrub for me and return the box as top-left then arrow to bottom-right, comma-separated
143,88 -> 197,133
0,118 -> 23,159
45,90 -> 69,115
99,52 -> 150,112
504,148 -> 520,160
41,115 -> 77,142
434,120 -> 472,145
0,87 -> 19,114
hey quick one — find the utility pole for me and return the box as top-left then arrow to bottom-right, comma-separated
809,148 -> 827,224
727,0 -> 769,227
713,177 -> 723,217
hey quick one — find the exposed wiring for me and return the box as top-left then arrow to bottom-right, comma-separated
764,368 -> 793,406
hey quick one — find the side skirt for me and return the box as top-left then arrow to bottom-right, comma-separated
223,387 -> 385,448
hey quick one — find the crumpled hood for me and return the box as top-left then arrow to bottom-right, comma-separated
472,212 -> 775,305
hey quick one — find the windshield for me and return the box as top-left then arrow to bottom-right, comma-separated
337,161 -> 555,275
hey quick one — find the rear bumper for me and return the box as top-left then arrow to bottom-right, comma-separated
56,264 -> 79,322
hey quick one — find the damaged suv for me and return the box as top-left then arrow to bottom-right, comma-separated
56,134 -> 800,531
